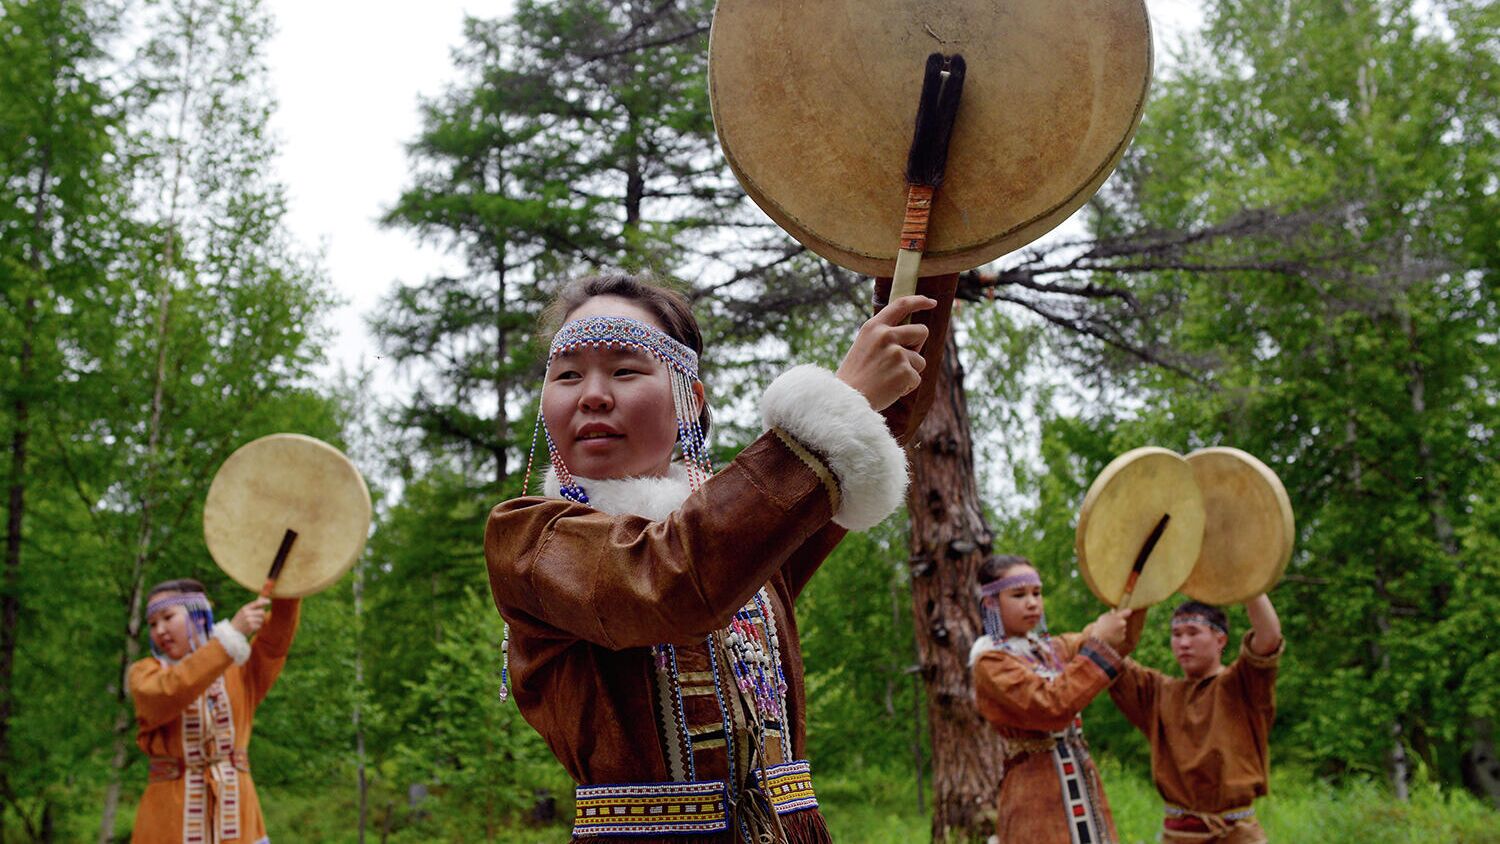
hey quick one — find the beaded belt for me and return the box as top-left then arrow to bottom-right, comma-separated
1163,803 -> 1256,835
1002,718 -> 1086,762
573,761 -> 819,837
574,780 -> 729,836
148,750 -> 250,782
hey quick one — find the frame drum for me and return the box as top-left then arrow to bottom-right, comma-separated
1179,447 -> 1295,605
709,0 -> 1153,275
203,433 -> 371,598
1077,447 -> 1204,609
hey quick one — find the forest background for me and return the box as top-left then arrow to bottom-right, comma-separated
1,0 -> 1497,841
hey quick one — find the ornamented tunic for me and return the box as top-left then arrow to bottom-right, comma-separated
485,365 -> 913,842
129,599 -> 300,844
972,631 -> 1125,844
1108,632 -> 1284,843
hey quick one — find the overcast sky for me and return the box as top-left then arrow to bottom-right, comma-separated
263,1 -> 1205,387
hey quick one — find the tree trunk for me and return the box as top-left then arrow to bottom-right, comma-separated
2,144 -> 52,843
98,8 -> 198,837
493,232 -> 509,488
907,332 -> 1004,842
354,562 -> 369,843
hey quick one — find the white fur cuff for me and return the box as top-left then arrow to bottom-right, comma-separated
762,365 -> 908,531
212,621 -> 251,665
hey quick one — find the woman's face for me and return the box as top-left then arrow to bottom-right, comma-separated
541,295 -> 695,481
988,565 -> 1044,636
147,592 -> 193,660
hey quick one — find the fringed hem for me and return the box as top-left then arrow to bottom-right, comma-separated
780,808 -> 833,844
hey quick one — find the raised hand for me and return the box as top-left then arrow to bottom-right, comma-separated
1091,608 -> 1134,651
835,295 -> 937,411
231,597 -> 272,637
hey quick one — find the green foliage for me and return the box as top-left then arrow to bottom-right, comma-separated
799,522 -> 929,775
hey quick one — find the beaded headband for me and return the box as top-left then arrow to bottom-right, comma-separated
979,570 -> 1042,597
1171,613 -> 1227,635
146,592 -> 212,619
522,314 -> 714,504
548,316 -> 699,379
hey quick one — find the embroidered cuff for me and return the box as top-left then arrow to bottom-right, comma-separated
212,621 -> 251,665
762,365 -> 907,531
1080,637 -> 1122,680
1240,631 -> 1284,668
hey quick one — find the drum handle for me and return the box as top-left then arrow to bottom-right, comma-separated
890,186 -> 934,298
259,529 -> 298,598
892,53 -> 965,301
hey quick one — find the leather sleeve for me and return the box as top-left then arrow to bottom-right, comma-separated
1108,657 -> 1164,734
245,598 -> 300,706
486,431 -> 837,650
973,639 -> 1122,733
1226,631 -> 1283,720
129,645 -> 235,731
871,273 -> 959,445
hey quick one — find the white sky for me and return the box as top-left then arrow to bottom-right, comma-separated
263,0 -> 1204,388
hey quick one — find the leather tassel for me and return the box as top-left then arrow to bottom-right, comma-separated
778,809 -> 834,844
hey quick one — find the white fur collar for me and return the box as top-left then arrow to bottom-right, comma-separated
543,464 -> 692,521
968,631 -> 1048,667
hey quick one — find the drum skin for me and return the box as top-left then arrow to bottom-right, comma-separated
1179,447 -> 1295,605
203,433 -> 371,598
709,0 -> 1153,275
1076,447 -> 1204,609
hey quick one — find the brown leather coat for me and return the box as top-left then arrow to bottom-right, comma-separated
484,276 -> 956,841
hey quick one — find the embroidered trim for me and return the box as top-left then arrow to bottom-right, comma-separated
1164,804 -> 1255,821
1051,737 -> 1108,844
573,780 -> 728,836
179,675 -> 240,843
1079,640 -> 1121,680
771,427 -> 841,515
754,760 -> 819,815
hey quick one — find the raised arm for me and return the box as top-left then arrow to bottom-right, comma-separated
489,364 -> 908,649
973,638 -> 1124,733
244,598 -> 301,705
129,625 -> 246,730
1245,593 -> 1282,656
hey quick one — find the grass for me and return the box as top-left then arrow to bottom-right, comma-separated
218,758 -> 1500,842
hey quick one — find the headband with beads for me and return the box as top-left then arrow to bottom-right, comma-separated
521,315 -> 714,504
146,592 -> 216,662
146,592 -> 213,620
979,570 -> 1043,597
1171,613 -> 1227,635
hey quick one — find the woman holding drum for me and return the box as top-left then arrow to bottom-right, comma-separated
129,434 -> 370,843
970,554 -> 1139,844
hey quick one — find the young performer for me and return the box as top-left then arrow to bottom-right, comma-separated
1108,596 -> 1284,843
485,272 -> 952,842
129,579 -> 300,844
970,554 -> 1135,844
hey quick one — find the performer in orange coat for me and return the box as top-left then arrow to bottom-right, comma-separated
129,578 -> 300,843
971,555 -> 1136,844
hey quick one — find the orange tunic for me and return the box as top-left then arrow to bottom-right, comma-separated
1108,632 -> 1283,842
973,632 -> 1124,844
129,599 -> 300,844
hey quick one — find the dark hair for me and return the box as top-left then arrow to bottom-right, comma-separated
976,554 -> 1037,587
146,578 -> 208,603
543,272 -> 711,433
1173,600 -> 1229,635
